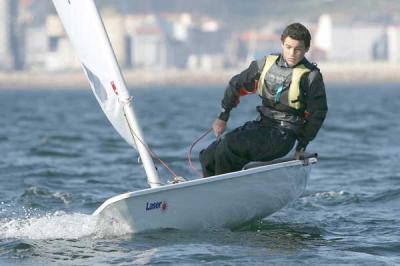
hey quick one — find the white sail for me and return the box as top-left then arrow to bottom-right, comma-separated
52,0 -> 134,147
52,0 -> 161,187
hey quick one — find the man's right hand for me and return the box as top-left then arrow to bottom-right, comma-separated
295,148 -> 305,160
212,119 -> 227,137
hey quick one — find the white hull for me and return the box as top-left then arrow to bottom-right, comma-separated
93,158 -> 315,233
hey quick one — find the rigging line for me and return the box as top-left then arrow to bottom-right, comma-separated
188,128 -> 212,177
124,113 -> 178,178
121,102 -> 178,178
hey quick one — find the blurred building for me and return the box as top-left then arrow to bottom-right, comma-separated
330,26 -> 387,62
14,8 -> 259,72
313,14 -> 388,62
313,14 -> 332,61
125,14 -> 167,69
186,18 -> 228,70
125,13 -> 230,70
24,25 -> 47,70
102,8 -> 127,67
238,30 -> 281,63
15,8 -> 400,73
161,13 -> 192,69
23,13 -> 73,70
25,14 -> 80,71
0,0 -> 19,70
130,26 -> 167,69
44,15 -> 79,71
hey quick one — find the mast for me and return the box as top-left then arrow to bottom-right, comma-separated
124,103 -> 162,188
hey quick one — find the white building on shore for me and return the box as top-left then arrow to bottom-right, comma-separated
125,14 -> 167,69
387,25 -> 400,63
24,25 -> 47,70
45,15 -> 80,71
313,14 -> 399,63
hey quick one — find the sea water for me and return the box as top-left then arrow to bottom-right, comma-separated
0,84 -> 399,265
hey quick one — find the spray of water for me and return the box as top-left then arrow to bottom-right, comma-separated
0,210 -> 132,240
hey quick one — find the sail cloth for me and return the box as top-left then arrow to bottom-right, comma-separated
52,0 -> 137,149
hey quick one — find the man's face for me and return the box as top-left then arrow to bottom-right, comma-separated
281,36 -> 309,66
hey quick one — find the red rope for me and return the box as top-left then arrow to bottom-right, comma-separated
124,104 -> 212,179
188,128 -> 212,177
122,108 -> 179,178
131,133 -> 179,178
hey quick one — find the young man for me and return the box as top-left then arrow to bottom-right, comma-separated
199,22 -> 328,177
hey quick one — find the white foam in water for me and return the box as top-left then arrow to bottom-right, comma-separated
0,211 -> 132,240
314,191 -> 346,198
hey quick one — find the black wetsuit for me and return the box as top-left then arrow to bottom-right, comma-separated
199,54 -> 328,177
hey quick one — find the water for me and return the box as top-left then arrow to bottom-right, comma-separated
0,84 -> 399,265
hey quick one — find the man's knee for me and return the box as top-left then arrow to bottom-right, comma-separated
199,149 -> 208,165
200,140 -> 219,161
214,134 -> 238,159
199,148 -> 216,177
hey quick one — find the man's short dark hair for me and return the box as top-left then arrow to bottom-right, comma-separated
281,23 -> 311,49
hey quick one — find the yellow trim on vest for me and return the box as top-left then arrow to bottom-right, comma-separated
289,65 -> 310,109
257,55 -> 311,110
257,55 -> 278,96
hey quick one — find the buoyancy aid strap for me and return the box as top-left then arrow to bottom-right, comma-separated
257,55 -> 279,96
288,65 -> 311,109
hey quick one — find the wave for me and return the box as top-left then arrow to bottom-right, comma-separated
312,191 -> 347,198
364,188 -> 400,203
301,190 -> 352,206
295,189 -> 400,214
19,186 -> 73,206
29,147 -> 82,158
306,189 -> 400,205
345,243 -> 400,257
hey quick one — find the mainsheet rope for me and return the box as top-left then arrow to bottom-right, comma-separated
187,128 -> 212,177
123,97 -> 212,179
127,125 -> 212,179
122,101 -> 179,178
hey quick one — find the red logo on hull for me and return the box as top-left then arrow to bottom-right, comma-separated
161,202 -> 168,211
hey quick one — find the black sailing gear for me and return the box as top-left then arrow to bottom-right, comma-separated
200,54 -> 328,177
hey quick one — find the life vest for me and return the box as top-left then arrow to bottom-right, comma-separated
257,55 -> 312,111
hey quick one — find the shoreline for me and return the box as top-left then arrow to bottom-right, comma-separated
1,62 -> 400,89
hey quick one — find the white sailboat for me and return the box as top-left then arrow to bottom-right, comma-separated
52,0 -> 317,233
